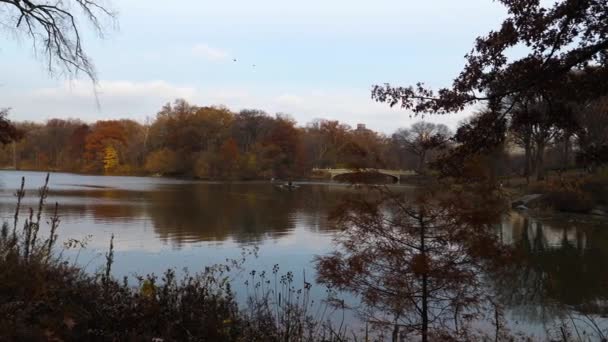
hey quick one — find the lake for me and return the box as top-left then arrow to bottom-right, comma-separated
1,170 -> 607,339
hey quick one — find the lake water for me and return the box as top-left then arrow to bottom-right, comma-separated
1,170 -> 607,339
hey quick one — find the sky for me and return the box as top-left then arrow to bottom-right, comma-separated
0,0 -> 510,133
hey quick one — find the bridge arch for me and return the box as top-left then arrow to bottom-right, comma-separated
332,170 -> 399,182
313,168 -> 415,183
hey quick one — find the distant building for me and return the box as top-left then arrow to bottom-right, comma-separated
356,123 -> 367,132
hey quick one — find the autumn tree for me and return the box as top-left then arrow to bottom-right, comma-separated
334,141 -> 370,170
118,119 -> 147,171
103,146 -> 119,173
84,120 -> 127,172
316,182 -> 510,341
158,99 -> 199,152
218,138 -> 239,178
145,148 -> 180,175
372,0 -> 608,169
230,110 -> 275,178
30,119 -> 85,169
349,126 -> 389,169
231,109 -> 273,153
303,120 -> 352,168
0,100 -> 415,178
192,106 -> 233,153
65,124 -> 90,170
261,114 -> 304,179
147,100 -> 238,177
4,121 -> 41,169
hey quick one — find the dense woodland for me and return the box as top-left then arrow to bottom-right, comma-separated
0,101 -> 452,179
2,94 -> 606,180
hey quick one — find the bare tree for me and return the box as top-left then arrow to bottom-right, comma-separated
507,93 -> 577,181
1,0 -> 117,82
575,96 -> 608,171
392,122 -> 451,173
508,107 -> 535,181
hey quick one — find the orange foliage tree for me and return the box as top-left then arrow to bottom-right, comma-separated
84,121 -> 127,173
316,181 -> 510,341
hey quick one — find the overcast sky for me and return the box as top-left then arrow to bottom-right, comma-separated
0,0 -> 510,133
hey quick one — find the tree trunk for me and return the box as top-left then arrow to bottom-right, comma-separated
563,135 -> 571,169
12,142 -> 17,169
421,273 -> 428,342
419,215 -> 428,342
418,150 -> 427,174
523,138 -> 532,183
392,323 -> 399,342
535,140 -> 546,181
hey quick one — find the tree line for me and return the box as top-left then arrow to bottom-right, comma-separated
0,100 -> 455,179
2,94 -> 606,180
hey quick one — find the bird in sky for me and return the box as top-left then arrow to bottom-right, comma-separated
231,58 -> 257,69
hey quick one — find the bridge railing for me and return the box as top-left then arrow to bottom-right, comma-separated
312,168 -> 415,175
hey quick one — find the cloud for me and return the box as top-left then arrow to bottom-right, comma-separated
35,80 -> 197,99
191,44 -> 229,61
7,80 -> 197,121
275,94 -> 305,106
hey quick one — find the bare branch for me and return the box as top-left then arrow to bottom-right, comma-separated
0,0 -> 117,83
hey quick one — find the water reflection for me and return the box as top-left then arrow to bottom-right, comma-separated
0,171 -> 355,248
145,183 -> 346,245
496,212 -> 608,330
0,171 -> 607,337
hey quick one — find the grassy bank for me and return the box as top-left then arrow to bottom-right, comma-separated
504,169 -> 608,215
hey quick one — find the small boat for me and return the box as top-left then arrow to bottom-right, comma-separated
274,182 -> 300,190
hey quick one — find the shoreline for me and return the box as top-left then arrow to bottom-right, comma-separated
0,168 -> 420,188
0,168 -> 420,186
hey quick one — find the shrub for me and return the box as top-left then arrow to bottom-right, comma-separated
544,189 -> 595,213
539,177 -> 595,213
581,172 -> 608,206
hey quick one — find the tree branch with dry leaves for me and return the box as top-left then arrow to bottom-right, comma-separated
372,0 -> 608,115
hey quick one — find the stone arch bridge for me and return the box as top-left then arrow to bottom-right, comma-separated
313,168 -> 416,183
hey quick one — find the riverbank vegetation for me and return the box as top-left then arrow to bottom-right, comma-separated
0,176 -> 356,341
0,104 -> 454,180
0,173 -> 543,341
529,170 -> 608,214
1,90 -> 606,185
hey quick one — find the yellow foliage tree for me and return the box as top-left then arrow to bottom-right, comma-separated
103,146 -> 119,173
